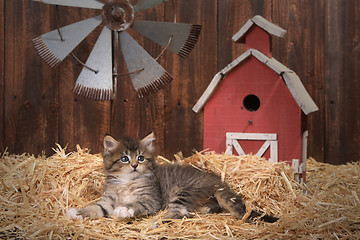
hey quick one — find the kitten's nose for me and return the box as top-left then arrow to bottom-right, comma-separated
131,163 -> 138,169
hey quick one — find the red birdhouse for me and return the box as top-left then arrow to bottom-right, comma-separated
193,16 -> 318,182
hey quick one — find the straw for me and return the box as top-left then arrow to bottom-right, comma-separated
1,148 -> 359,239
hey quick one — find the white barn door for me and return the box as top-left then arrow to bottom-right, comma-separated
225,133 -> 278,162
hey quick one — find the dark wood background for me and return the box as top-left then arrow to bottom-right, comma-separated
0,0 -> 359,164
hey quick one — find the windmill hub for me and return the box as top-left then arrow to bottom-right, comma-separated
111,7 -> 125,22
102,0 -> 135,31
33,0 -> 202,100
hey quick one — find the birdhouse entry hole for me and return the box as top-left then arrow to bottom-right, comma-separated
243,94 -> 260,112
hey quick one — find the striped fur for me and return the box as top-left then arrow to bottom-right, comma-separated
66,133 -> 278,223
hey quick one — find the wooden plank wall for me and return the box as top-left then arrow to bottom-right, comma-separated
0,0 -> 4,153
0,0 -> 359,164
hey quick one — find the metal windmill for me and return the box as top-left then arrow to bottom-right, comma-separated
32,0 -> 201,100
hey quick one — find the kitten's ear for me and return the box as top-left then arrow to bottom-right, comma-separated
103,135 -> 119,152
141,132 -> 156,153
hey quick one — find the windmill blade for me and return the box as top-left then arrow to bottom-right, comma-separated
32,15 -> 103,68
131,20 -> 201,58
33,0 -> 104,9
119,31 -> 172,98
74,26 -> 113,100
133,0 -> 170,13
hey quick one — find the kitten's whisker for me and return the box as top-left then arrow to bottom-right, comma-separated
66,134 -> 279,223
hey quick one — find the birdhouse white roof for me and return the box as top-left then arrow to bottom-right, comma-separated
192,48 -> 319,115
232,15 -> 287,43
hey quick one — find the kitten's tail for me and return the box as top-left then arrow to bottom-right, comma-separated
249,210 -> 279,223
214,187 -> 278,223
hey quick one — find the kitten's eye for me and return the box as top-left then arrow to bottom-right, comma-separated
120,156 -> 129,163
137,155 -> 145,163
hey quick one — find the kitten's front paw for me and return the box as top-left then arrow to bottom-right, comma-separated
66,208 -> 83,220
113,206 -> 135,218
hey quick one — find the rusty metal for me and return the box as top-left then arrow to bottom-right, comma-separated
114,68 -> 144,76
32,15 -> 103,68
131,20 -> 201,58
154,0 -> 175,61
102,0 -> 135,32
54,6 -> 98,74
74,26 -> 113,100
70,52 -> 98,74
119,31 -> 172,98
55,5 -> 64,41
33,0 -> 201,100
155,36 -> 173,61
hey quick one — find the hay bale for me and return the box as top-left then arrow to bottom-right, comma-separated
0,147 -> 359,239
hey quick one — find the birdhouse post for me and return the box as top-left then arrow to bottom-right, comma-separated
193,16 -> 318,183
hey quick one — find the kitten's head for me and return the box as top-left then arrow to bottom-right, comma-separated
102,133 -> 156,176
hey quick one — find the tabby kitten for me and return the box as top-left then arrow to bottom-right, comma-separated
66,133 -> 277,223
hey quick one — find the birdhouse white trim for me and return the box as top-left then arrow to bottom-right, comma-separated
232,15 -> 287,43
192,48 -> 319,115
195,15 -> 319,183
226,133 -> 278,163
